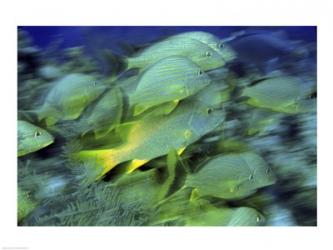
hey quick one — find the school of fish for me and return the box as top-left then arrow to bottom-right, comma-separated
17,29 -> 316,226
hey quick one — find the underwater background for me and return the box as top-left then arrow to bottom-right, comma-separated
17,26 -> 317,226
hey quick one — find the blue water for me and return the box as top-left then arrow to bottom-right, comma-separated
19,26 -> 316,51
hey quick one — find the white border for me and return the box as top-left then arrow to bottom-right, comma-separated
1,0 -> 332,249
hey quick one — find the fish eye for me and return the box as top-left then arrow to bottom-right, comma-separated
197,70 -> 203,76
218,42 -> 225,49
205,51 -> 212,57
34,131 -> 42,137
207,108 -> 213,114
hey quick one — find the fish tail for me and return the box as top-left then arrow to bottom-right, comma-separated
104,50 -> 128,76
18,110 -> 38,121
38,108 -> 59,127
18,108 -> 57,127
71,149 -> 119,179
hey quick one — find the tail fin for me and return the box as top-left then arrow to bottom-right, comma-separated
18,109 -> 60,130
104,49 -> 128,77
18,110 -> 39,123
117,42 -> 147,56
71,149 -> 119,180
117,38 -> 165,56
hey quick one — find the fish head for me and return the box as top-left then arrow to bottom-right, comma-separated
174,31 -> 237,63
57,74 -> 106,120
181,63 -> 212,96
215,41 -> 237,63
60,73 -> 106,99
188,103 -> 225,138
184,82 -> 226,138
190,46 -> 227,71
138,56 -> 211,98
184,32 -> 236,64
18,120 -> 54,157
80,77 -> 107,101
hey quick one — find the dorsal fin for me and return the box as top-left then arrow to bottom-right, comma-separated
103,49 -> 128,76
117,35 -> 170,56
117,42 -> 151,56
